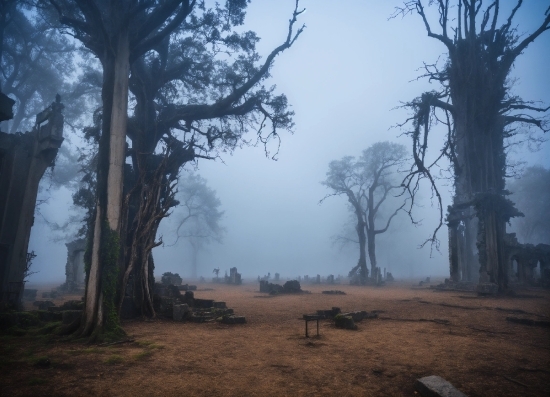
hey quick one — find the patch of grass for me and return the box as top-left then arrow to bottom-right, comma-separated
28,377 -> 47,386
104,354 -> 124,365
133,350 -> 153,360
7,326 -> 26,336
33,321 -> 61,335
136,340 -> 164,349
136,340 -> 154,347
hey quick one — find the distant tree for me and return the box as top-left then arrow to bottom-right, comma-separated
321,142 -> 409,283
172,173 -> 224,279
394,1 -> 550,290
507,166 -> 550,244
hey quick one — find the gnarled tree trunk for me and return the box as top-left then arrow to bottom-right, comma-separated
81,29 -> 129,340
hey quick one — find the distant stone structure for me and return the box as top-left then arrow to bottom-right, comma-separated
226,267 -> 242,285
0,94 -> 64,308
58,238 -> 86,293
505,233 -> 550,287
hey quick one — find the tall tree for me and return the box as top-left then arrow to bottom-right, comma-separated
395,1 -> 550,291
321,142 -> 409,283
172,173 -> 224,279
119,1 -> 303,317
48,0 -> 304,338
48,0 -> 200,339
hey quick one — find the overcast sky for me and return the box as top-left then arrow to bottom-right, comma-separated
28,0 -> 550,285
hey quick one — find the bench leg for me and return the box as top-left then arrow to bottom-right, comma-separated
317,319 -> 319,337
305,320 -> 308,338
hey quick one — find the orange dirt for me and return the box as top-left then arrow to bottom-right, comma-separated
1,281 -> 549,396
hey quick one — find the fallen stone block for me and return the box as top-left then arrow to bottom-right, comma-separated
194,298 -> 214,308
220,315 -> 246,324
213,301 -> 226,309
334,314 -> 357,330
415,375 -> 467,397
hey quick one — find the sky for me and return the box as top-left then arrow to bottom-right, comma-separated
27,0 -> 550,285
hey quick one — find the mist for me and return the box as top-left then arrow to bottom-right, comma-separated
26,0 -> 550,285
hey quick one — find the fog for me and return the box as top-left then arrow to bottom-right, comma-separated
27,1 -> 550,285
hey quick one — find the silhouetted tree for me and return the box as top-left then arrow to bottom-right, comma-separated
321,142 -> 409,283
395,1 -> 550,291
171,173 -> 224,279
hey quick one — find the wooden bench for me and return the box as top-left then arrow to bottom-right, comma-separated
303,314 -> 323,337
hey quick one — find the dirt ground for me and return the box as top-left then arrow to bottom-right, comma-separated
1,281 -> 549,396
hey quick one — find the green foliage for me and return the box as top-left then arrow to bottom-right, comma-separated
99,223 -> 125,340
104,354 -> 123,365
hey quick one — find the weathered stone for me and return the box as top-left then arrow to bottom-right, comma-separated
476,282 -> 498,295
0,96 -> 64,308
213,301 -> 226,309
322,290 -> 346,295
415,375 -> 467,397
334,314 -> 357,330
220,315 -> 246,324
173,304 -> 190,321
194,298 -> 214,308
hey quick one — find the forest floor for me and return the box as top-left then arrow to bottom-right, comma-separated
1,281 -> 549,396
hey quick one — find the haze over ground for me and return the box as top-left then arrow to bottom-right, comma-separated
27,1 -> 550,284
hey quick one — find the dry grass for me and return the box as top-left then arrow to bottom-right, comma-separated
2,281 -> 549,396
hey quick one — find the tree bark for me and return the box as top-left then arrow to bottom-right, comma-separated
81,28 -> 130,339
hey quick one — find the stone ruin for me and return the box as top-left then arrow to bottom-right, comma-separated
505,234 -> 550,288
438,232 -> 550,292
0,94 -> 64,308
297,274 -> 343,285
161,272 -> 183,286
259,279 -> 304,294
152,283 -> 245,324
225,267 -> 242,285
212,267 -> 242,284
57,238 -> 86,293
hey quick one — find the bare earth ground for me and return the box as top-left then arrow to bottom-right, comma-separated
1,281 -> 549,397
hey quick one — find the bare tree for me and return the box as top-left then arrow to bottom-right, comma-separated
321,142 -> 409,283
394,1 -> 550,291
171,173 -> 224,279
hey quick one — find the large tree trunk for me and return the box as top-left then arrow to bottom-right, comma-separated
355,214 -> 368,283
449,40 -> 509,291
81,29 -> 130,340
366,229 -> 376,281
